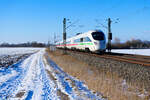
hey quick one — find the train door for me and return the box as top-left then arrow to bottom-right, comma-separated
80,38 -> 84,50
83,37 -> 92,51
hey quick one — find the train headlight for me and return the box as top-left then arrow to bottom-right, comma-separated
94,42 -> 98,45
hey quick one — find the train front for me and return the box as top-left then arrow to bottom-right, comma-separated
91,31 -> 106,53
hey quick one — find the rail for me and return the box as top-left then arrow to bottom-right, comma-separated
63,49 -> 150,67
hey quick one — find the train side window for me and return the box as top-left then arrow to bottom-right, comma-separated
83,37 -> 92,42
74,39 -> 80,43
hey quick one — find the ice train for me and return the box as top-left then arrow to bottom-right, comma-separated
56,30 -> 106,53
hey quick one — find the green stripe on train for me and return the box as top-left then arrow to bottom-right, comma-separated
79,43 -> 93,45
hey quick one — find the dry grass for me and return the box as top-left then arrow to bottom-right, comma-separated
46,48 -> 150,100
15,91 -> 25,98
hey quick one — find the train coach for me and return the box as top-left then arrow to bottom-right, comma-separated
56,30 -> 106,53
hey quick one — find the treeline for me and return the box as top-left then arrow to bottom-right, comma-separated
0,41 -> 46,47
111,38 -> 150,49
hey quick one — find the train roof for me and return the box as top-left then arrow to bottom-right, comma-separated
56,30 -> 104,44
67,30 -> 104,40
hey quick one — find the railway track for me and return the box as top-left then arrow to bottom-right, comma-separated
65,50 -> 150,67
99,54 -> 150,66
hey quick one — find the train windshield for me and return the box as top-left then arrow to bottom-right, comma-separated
92,32 -> 104,40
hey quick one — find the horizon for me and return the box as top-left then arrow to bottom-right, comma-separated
0,0 -> 150,44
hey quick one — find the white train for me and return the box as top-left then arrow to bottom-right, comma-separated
56,30 -> 106,53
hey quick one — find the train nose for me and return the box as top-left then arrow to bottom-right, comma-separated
100,40 -> 106,49
94,42 -> 98,45
94,41 -> 106,50
94,41 -> 100,49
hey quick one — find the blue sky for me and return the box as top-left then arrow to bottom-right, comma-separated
0,0 -> 150,43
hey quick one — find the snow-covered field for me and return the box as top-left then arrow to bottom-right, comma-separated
112,49 -> 150,56
0,48 -> 41,56
0,48 -> 42,68
0,48 -> 104,100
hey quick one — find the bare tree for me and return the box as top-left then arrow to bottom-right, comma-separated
114,37 -> 121,44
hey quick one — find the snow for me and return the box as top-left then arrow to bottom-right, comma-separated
0,49 -> 59,100
0,70 -> 17,86
0,48 -> 42,68
112,49 -> 150,56
0,47 -> 41,56
0,48 -> 105,100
